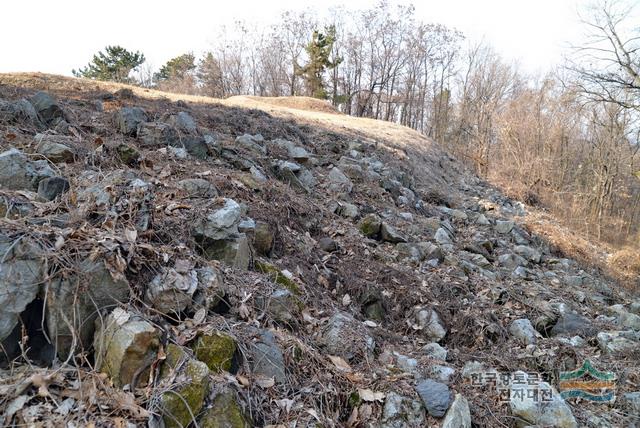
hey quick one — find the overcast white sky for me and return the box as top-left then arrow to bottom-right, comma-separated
1,0 -> 589,76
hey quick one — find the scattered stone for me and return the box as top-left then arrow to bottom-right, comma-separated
514,245 -> 542,263
37,176 -> 69,201
249,330 -> 286,383
236,134 -> 266,155
442,394 -> 471,428
334,202 -> 359,218
201,234 -> 251,269
317,312 -> 375,361
193,332 -> 237,372
93,308 -> 160,388
327,167 -> 353,193
498,253 -> 527,270
146,268 -> 198,314
137,122 -> 179,146
318,236 -> 338,252
416,379 -> 451,417
273,138 -> 311,162
413,308 -> 447,341
177,178 -> 218,198
166,111 -> 198,134
380,392 -> 425,428
0,148 -> 54,191
495,220 -> 514,234
257,288 -> 300,326
434,227 -> 453,245
509,371 -> 577,428
475,214 -> 490,225
509,319 -> 537,345
431,365 -> 456,383
424,343 -> 447,361
35,134 -> 76,163
380,223 -> 407,243
114,107 -> 147,136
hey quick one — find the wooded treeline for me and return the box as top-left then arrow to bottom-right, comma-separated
83,1 -> 640,248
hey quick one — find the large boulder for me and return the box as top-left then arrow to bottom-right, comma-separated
114,107 -> 147,136
0,235 -> 45,342
30,91 -> 66,126
34,134 -> 76,163
0,148 -> 55,191
94,308 -> 161,388
47,259 -> 131,358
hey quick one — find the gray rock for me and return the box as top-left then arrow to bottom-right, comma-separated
597,330 -> 640,355
257,288 -> 300,326
0,235 -> 44,342
442,394 -> 471,428
236,133 -> 266,154
514,245 -> 542,263
450,209 -> 468,221
201,234 -> 251,269
509,319 -> 537,345
238,218 -> 256,233
434,227 -> 453,245
272,160 -> 315,192
498,253 -> 527,270
93,308 -> 160,388
416,379 -> 451,417
273,138 -> 311,162
509,371 -> 577,428
475,214 -> 490,225
550,312 -> 596,338
398,212 -> 414,222
37,176 -> 69,201
608,305 -> 640,331
47,259 -> 131,358
0,148 -> 55,191
137,122 -> 179,147
621,391 -> 640,416
495,220 -> 514,234
30,91 -> 66,126
0,98 -> 43,128
334,202 -> 359,218
250,330 -> 286,384
166,111 -> 197,134
396,243 -> 424,264
318,237 -> 338,252
179,136 -> 209,159
114,107 -> 147,136
317,312 -> 375,362
380,223 -> 407,243
630,301 -> 640,315
381,392 -> 425,428
394,352 -> 419,374
431,365 -> 456,383
359,213 -> 382,238
193,199 -> 242,240
34,134 -> 76,163
424,342 -> 447,361
414,308 -> 447,341
327,167 -> 353,193
177,178 -> 218,198
145,268 -> 198,314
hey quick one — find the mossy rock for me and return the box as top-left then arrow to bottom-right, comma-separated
193,332 -> 237,372
200,391 -> 251,428
115,143 -> 140,165
253,221 -> 274,256
161,359 -> 210,428
254,261 -> 301,295
160,343 -> 188,379
358,213 -> 382,238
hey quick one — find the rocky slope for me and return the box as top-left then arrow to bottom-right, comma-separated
0,74 -> 639,427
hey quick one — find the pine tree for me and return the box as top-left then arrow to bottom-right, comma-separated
153,53 -> 196,83
73,46 -> 145,83
197,52 -> 225,98
296,27 -> 342,99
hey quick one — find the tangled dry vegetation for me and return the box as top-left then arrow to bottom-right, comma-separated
0,73 -> 639,428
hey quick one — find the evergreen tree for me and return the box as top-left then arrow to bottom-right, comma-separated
197,52 -> 225,97
154,53 -> 196,83
73,46 -> 145,83
296,27 -> 341,99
